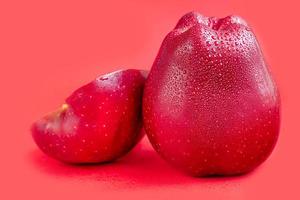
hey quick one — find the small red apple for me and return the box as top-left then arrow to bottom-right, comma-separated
143,12 -> 280,176
32,69 -> 147,163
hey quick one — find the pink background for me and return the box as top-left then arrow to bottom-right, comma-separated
1,0 -> 299,199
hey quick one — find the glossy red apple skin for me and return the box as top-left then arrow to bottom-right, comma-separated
143,12 -> 280,176
32,69 -> 147,163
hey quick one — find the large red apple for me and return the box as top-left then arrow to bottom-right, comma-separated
143,12 -> 280,176
32,69 -> 147,163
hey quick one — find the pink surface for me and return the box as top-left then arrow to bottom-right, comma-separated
0,0 -> 299,199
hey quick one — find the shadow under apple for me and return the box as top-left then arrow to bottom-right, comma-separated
29,138 -> 255,188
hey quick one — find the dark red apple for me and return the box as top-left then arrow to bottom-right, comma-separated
143,12 -> 280,176
32,69 -> 147,163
